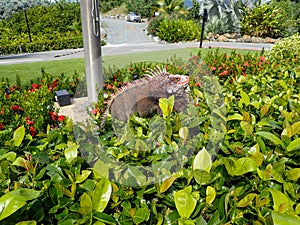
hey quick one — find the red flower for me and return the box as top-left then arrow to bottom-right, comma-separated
32,83 -> 38,90
25,117 -> 35,126
58,115 -> 65,122
91,109 -> 99,115
210,66 -> 216,71
243,62 -> 249,67
129,67 -> 133,71
195,82 -> 202,87
0,123 -> 4,130
5,94 -> 10,99
11,105 -> 20,111
259,56 -> 266,61
30,126 -> 36,137
0,108 -> 4,115
219,70 -> 229,76
49,111 -> 58,121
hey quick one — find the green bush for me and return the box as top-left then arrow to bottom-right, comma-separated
241,0 -> 296,38
265,33 -> 300,63
0,2 -> 85,54
156,18 -> 201,43
147,16 -> 165,36
0,48 -> 299,224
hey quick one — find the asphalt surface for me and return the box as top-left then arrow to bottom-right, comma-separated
0,18 -> 274,65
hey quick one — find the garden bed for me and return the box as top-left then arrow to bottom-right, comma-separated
0,34 -> 299,225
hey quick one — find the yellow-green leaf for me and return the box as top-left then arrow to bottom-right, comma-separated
237,193 -> 257,207
193,148 -> 212,173
206,186 -> 216,205
160,176 -> 176,193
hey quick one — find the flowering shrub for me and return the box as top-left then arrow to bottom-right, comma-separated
0,43 -> 299,224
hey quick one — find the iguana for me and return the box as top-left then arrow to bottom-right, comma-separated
104,66 -> 190,123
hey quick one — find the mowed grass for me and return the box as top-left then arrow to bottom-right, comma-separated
0,47 -> 255,84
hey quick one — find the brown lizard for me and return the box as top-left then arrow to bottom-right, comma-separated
104,66 -> 190,123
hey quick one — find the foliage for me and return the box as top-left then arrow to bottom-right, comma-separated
205,15 -> 240,34
156,18 -> 201,42
147,15 -> 165,36
0,2 -> 85,54
126,0 -> 157,18
241,0 -> 298,38
0,0 -> 49,20
0,36 -> 299,224
152,0 -> 188,16
265,33 -> 300,63
100,0 -> 126,13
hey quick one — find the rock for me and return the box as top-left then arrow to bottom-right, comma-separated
223,33 -> 232,39
217,35 -> 229,42
251,37 -> 261,43
264,37 -> 276,44
242,35 -> 251,43
207,32 -> 217,41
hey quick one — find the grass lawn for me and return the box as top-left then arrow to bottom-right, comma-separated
0,47 -> 256,84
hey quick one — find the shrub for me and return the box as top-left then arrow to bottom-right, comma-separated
0,48 -> 299,224
147,16 -> 165,36
265,33 -> 300,63
241,0 -> 295,38
156,18 -> 201,42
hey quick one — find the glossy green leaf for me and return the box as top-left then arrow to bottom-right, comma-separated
179,127 -> 189,144
238,90 -> 250,108
133,207 -> 150,224
79,193 -> 92,215
227,113 -> 244,121
159,95 -> 174,118
75,170 -> 92,184
206,186 -> 216,205
178,218 -> 195,225
15,221 -> 37,225
160,176 -> 176,193
64,142 -> 78,163
193,148 -> 212,173
286,138 -> 300,153
174,186 -> 197,219
0,189 -> 40,221
13,125 -> 25,147
240,121 -> 253,135
0,192 -> 26,221
237,193 -> 257,207
269,189 -> 293,213
93,160 -> 110,180
0,152 -> 16,162
255,131 -> 284,148
231,158 -> 258,176
93,212 -> 117,225
287,168 -> 300,181
271,211 -> 300,225
193,169 -> 211,185
92,178 -> 112,213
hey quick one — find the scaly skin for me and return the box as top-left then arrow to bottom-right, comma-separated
106,67 -> 190,122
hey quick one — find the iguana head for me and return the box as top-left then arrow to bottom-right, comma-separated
146,67 -> 190,97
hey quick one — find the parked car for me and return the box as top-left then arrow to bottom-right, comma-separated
127,12 -> 141,22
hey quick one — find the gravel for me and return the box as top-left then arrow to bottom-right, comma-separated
101,18 -> 152,45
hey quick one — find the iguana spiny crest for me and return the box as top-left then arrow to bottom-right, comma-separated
106,66 -> 190,122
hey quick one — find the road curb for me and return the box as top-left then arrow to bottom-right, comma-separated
54,49 -> 84,58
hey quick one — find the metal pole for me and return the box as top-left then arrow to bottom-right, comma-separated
80,0 -> 103,104
199,8 -> 208,48
24,7 -> 32,42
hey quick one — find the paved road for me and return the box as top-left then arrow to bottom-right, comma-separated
0,18 -> 273,65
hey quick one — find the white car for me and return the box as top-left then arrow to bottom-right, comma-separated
127,12 -> 141,22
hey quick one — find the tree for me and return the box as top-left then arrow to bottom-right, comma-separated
153,0 -> 188,16
126,0 -> 157,18
0,0 -> 49,19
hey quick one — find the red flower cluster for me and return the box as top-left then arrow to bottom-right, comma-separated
49,111 -> 65,122
11,105 -> 21,111
0,122 -> 4,130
